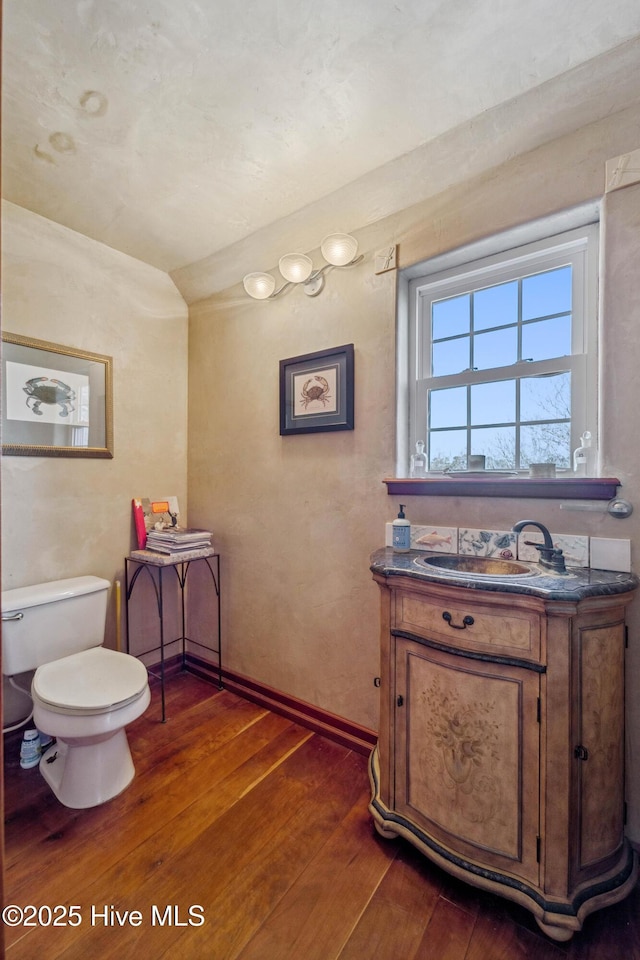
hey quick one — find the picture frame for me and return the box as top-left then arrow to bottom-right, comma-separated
1,332 -> 114,458
280,343 -> 354,436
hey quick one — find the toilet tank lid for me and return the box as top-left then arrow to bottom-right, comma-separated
1,576 -> 111,613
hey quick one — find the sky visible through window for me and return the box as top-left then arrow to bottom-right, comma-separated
428,266 -> 572,471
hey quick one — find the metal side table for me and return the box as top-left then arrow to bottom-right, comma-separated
124,550 -> 221,721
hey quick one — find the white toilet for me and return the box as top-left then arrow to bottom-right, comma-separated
2,576 -> 150,809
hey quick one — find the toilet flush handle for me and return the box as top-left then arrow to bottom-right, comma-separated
2,612 -> 23,621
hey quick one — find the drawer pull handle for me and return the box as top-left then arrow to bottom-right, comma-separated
442,611 -> 474,630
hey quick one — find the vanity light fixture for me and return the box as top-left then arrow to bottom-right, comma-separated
242,233 -> 361,300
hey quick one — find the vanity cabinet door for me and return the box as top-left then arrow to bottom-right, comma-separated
394,637 -> 541,886
571,617 -> 627,886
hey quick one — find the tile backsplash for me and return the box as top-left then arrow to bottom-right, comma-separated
412,526 -> 457,552
384,522 -> 630,572
517,532 -> 589,568
590,537 -> 631,573
458,528 -> 517,559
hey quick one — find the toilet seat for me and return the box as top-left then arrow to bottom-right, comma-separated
32,646 -> 149,716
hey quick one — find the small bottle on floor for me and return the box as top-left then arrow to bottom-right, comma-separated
19,729 -> 41,769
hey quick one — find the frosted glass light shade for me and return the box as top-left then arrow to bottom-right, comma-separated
321,233 -> 358,266
279,253 -> 313,283
243,272 -> 276,299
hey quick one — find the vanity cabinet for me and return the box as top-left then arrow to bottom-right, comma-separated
368,556 -> 638,941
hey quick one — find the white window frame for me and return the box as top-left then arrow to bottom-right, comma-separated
398,209 -> 599,477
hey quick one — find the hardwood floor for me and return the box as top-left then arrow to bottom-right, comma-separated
3,672 -> 639,959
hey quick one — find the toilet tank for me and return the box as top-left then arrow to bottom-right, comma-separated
1,576 -> 110,676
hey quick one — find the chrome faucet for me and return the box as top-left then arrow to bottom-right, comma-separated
512,520 -> 567,574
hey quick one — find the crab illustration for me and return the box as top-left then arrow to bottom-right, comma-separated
300,375 -> 331,409
23,377 -> 76,417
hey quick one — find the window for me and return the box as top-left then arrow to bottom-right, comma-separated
405,221 -> 598,475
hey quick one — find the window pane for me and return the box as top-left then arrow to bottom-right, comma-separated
473,326 -> 517,370
521,373 -> 570,422
429,430 -> 467,471
471,379 -> 515,425
432,336 -> 470,376
413,227 -> 595,478
474,281 -> 518,330
520,422 -> 571,468
522,265 -> 571,320
470,426 -> 515,469
430,385 -> 467,429
432,294 -> 470,340
522,316 -> 571,361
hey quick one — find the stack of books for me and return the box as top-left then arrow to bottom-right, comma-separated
146,528 -> 213,554
130,527 -> 214,565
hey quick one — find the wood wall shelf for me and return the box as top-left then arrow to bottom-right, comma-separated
383,477 -> 620,500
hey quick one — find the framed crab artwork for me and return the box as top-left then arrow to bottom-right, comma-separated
1,332 -> 113,458
280,343 -> 354,436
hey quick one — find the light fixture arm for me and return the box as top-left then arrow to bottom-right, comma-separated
259,272 -> 323,300
242,234 -> 362,300
302,254 -> 363,297
266,279 -> 294,299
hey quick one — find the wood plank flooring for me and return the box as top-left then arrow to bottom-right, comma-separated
3,672 -> 639,959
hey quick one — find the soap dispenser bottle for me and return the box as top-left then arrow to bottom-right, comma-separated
392,504 -> 411,553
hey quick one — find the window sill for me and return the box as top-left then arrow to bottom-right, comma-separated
383,477 -> 620,500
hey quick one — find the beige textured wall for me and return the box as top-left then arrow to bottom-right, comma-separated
187,105 -> 640,840
600,181 -> 640,843
188,265 -> 396,724
1,202 -> 189,719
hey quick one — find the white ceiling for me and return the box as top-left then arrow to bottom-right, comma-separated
3,1 -> 640,294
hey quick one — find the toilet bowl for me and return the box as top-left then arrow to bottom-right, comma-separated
2,576 -> 151,809
32,646 -> 150,809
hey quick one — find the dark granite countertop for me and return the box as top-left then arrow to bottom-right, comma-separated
370,547 -> 639,601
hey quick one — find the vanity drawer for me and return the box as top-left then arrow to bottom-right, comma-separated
394,588 -> 542,662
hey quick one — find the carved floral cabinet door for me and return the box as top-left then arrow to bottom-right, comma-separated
394,637 -> 541,886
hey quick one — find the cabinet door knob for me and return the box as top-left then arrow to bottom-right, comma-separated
442,611 -> 474,630
574,745 -> 589,761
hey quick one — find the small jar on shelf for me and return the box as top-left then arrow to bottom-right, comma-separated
410,441 -> 428,478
